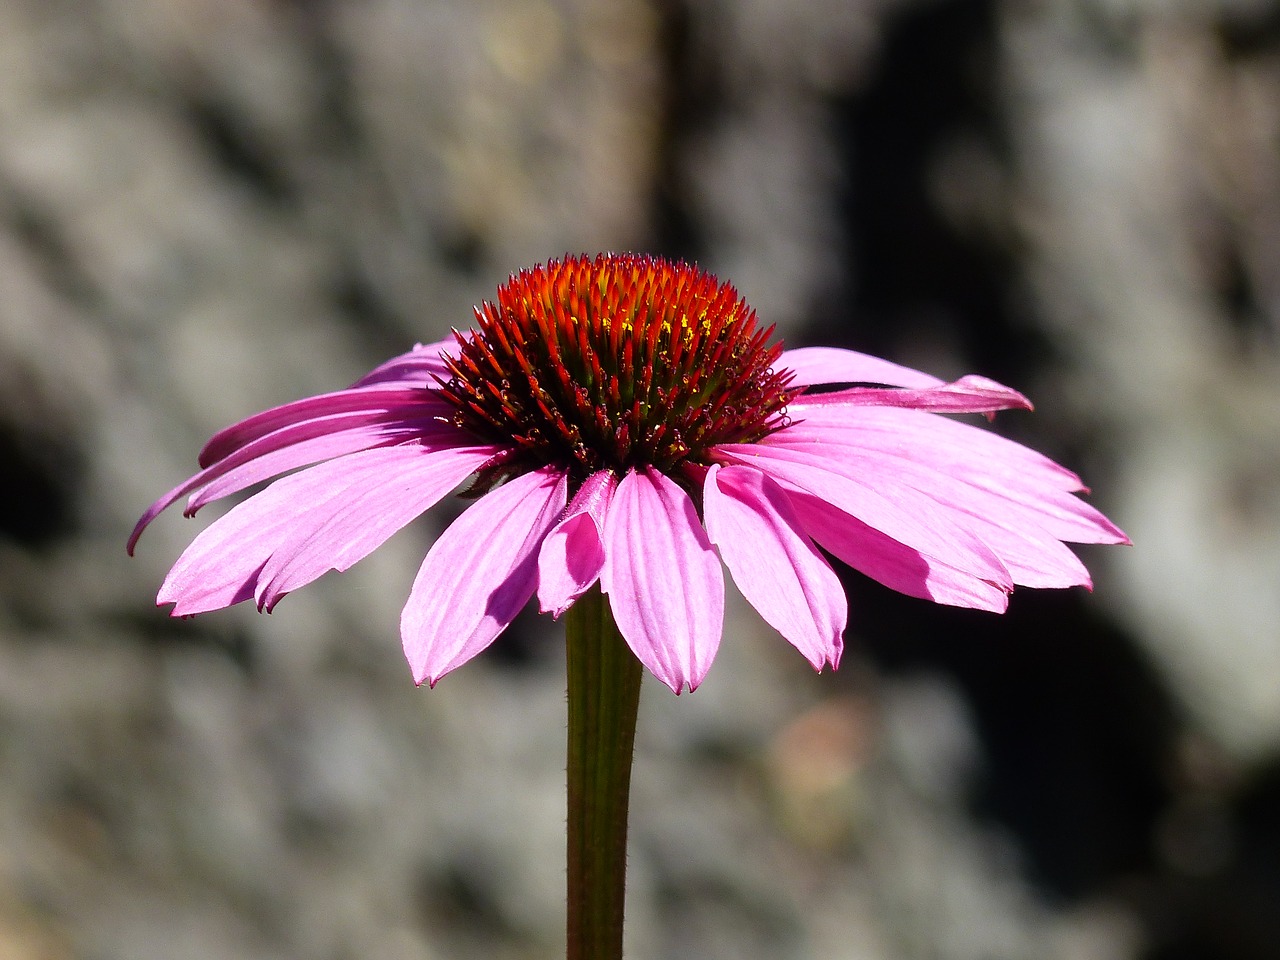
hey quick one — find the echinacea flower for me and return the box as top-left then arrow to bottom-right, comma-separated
130,253 -> 1128,693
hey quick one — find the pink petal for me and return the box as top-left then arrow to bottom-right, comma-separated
537,470 -> 616,618
755,436 -> 1099,587
716,443 -> 1014,589
198,386 -> 446,468
351,338 -> 457,388
158,445 -> 468,616
791,375 -> 1032,414
773,413 -> 1128,545
158,489 -> 299,616
183,422 -> 454,517
253,444 -> 504,611
789,458 -> 1096,587
601,468 -> 724,694
777,403 -> 1087,493
776,346 -> 944,389
129,407 -> 460,554
703,465 -> 844,671
970,527 -> 1092,589
785,490 -> 1012,611
402,468 -> 569,686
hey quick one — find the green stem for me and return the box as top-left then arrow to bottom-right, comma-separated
565,585 -> 643,960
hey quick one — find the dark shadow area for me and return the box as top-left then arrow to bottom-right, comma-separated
818,0 -> 1052,383
1129,759 -> 1280,960
812,2 -> 1280,955
0,416 -> 83,549
647,0 -> 715,265
849,583 -> 1176,898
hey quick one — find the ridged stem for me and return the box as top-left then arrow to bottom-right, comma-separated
564,585 -> 643,960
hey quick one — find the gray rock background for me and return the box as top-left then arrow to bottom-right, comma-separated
1,0 -> 1278,957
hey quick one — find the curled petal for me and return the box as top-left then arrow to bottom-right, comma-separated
351,338 -> 457,388
703,465 -> 845,671
601,468 -> 724,693
198,386 -> 447,468
537,470 -> 617,617
791,375 -> 1033,414
402,468 -> 569,686
776,346 -> 943,389
182,423 -> 461,517
129,408 -> 461,554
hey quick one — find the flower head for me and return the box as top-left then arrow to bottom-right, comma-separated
130,253 -> 1128,693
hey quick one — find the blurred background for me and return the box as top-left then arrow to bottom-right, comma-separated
2,0 -> 1279,957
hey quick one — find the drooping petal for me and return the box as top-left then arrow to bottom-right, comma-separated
791,375 -> 1032,414
968,525 -> 1092,589
793,454 -> 1091,589
158,485 -> 302,615
784,489 -> 1012,612
197,386 -> 446,468
717,443 -> 1014,589
772,412 -> 1128,545
759,433 -> 1105,587
253,444 -> 504,611
537,469 -> 616,617
600,468 -> 724,693
776,346 -> 944,389
128,406 -> 462,554
776,403 -> 1088,493
158,444 -> 480,615
763,439 -> 1102,586
183,422 -> 448,517
350,337 -> 457,388
402,468 -> 568,686
703,465 -> 844,671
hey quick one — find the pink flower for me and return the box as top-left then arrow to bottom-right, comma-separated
130,254 -> 1128,693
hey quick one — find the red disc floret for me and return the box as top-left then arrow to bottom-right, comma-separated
437,254 -> 796,484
